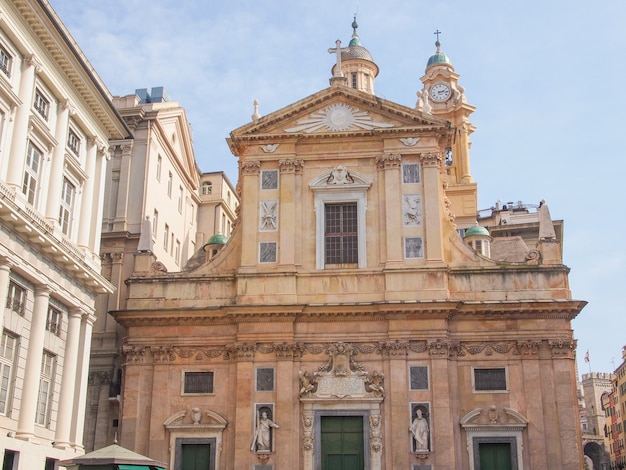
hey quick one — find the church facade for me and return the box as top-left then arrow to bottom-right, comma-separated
113,22 -> 585,470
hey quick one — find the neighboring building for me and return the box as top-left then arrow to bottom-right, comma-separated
602,346 -> 626,469
85,88 -> 238,452
113,21 -> 586,470
197,171 -> 238,246
0,0 -> 130,468
580,372 -> 612,468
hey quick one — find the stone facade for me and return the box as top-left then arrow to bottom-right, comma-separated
113,25 -> 586,470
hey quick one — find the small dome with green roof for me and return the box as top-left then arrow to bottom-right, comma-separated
426,35 -> 453,71
464,225 -> 490,237
206,233 -> 227,246
341,16 -> 374,62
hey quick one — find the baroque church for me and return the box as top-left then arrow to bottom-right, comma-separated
113,21 -> 585,470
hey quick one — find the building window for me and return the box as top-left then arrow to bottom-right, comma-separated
6,281 -> 26,316
175,239 -> 180,265
67,128 -> 81,157
178,186 -> 183,213
36,352 -> 55,426
0,44 -> 12,77
201,181 -> 212,195
153,209 -> 158,236
59,177 -> 76,236
261,170 -> 278,190
324,203 -> 358,265
0,331 -> 17,415
351,72 -> 357,89
256,368 -> 274,392
2,450 -> 18,470
183,371 -> 214,394
33,88 -> 50,121
473,367 -> 508,392
404,237 -> 424,259
167,172 -> 173,198
44,458 -> 57,470
22,141 -> 42,205
46,306 -> 62,336
163,224 -> 169,250
259,242 -> 277,263
410,366 -> 429,390
156,155 -> 162,181
402,163 -> 421,184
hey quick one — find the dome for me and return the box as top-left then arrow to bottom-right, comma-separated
426,40 -> 452,70
341,17 -> 374,62
206,233 -> 227,246
464,225 -> 490,237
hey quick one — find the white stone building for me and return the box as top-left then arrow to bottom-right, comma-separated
0,0 -> 130,468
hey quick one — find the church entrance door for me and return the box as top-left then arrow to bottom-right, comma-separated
180,442 -> 213,470
321,416 -> 364,470
479,442 -> 512,470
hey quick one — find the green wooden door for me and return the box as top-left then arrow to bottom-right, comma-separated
321,416 -> 364,470
181,443 -> 211,470
479,442 -> 512,470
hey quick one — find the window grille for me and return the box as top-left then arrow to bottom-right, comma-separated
473,368 -> 507,391
324,203 -> 358,265
184,371 -> 214,394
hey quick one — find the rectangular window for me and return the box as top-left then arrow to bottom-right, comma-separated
256,368 -> 275,392
58,177 -> 76,236
201,181 -> 212,195
0,331 -> 17,415
259,242 -> 277,263
261,170 -> 278,190
2,449 -> 18,470
410,366 -> 429,390
175,239 -> 180,265
67,128 -> 81,157
22,141 -> 42,205
36,352 -> 55,426
167,172 -> 173,198
33,88 -> 50,120
0,44 -> 12,77
44,458 -> 57,470
163,224 -> 169,250
324,203 -> 358,265
473,367 -> 507,392
183,371 -> 214,394
402,163 -> 421,184
351,72 -> 357,89
6,281 -> 26,316
178,186 -> 183,213
46,306 -> 62,336
156,155 -> 162,181
152,209 -> 158,236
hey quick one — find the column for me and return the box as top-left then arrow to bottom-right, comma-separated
88,141 -> 109,251
239,161 -> 260,270
420,152 -> 444,262
0,261 -> 13,329
6,54 -> 42,189
457,123 -> 473,184
16,286 -> 50,441
70,312 -> 95,450
112,144 -> 133,232
45,100 -> 72,222
77,138 -> 97,248
377,154 -> 403,266
53,308 -> 82,449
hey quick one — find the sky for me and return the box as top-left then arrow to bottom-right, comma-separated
48,0 -> 626,377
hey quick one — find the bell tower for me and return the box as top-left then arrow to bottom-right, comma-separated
418,31 -> 478,227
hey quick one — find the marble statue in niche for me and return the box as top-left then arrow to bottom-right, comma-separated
251,406 -> 279,452
410,405 -> 430,452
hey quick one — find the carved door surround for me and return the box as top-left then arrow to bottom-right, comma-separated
299,342 -> 384,470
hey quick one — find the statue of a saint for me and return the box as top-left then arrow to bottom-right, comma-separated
251,410 -> 279,452
409,408 -> 430,451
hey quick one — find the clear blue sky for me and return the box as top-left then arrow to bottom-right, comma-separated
48,0 -> 626,376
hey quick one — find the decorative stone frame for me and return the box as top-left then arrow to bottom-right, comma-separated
460,407 -> 528,470
309,167 -> 372,269
164,409 -> 227,470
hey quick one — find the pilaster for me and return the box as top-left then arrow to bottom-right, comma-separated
377,153 -> 402,266
239,160 -> 260,270
420,152 -> 444,262
45,99 -> 72,222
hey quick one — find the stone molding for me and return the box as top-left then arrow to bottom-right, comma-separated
121,338 -> 578,364
240,160 -> 261,175
375,153 -> 402,169
278,158 -> 304,173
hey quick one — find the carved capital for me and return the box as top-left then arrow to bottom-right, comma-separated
241,160 -> 261,175
376,153 -> 402,170
273,342 -> 304,359
151,346 -> 175,362
377,341 -> 408,358
121,345 -> 147,364
278,158 -> 304,173
547,339 -> 577,357
419,152 -> 442,168
26,54 -> 43,72
225,342 -> 257,361
515,340 -> 541,355
427,338 -> 451,357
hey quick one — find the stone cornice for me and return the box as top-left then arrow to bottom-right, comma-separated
121,337 -> 579,364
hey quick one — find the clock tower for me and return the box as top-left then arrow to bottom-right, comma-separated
418,33 -> 478,228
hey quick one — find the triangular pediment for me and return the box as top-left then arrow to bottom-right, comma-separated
229,87 -> 448,142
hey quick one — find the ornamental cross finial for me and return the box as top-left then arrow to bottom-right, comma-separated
328,39 -> 349,78
434,29 -> 442,42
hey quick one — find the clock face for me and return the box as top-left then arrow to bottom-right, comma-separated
430,83 -> 451,102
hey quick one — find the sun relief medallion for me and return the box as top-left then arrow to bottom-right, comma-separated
285,103 -> 394,133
